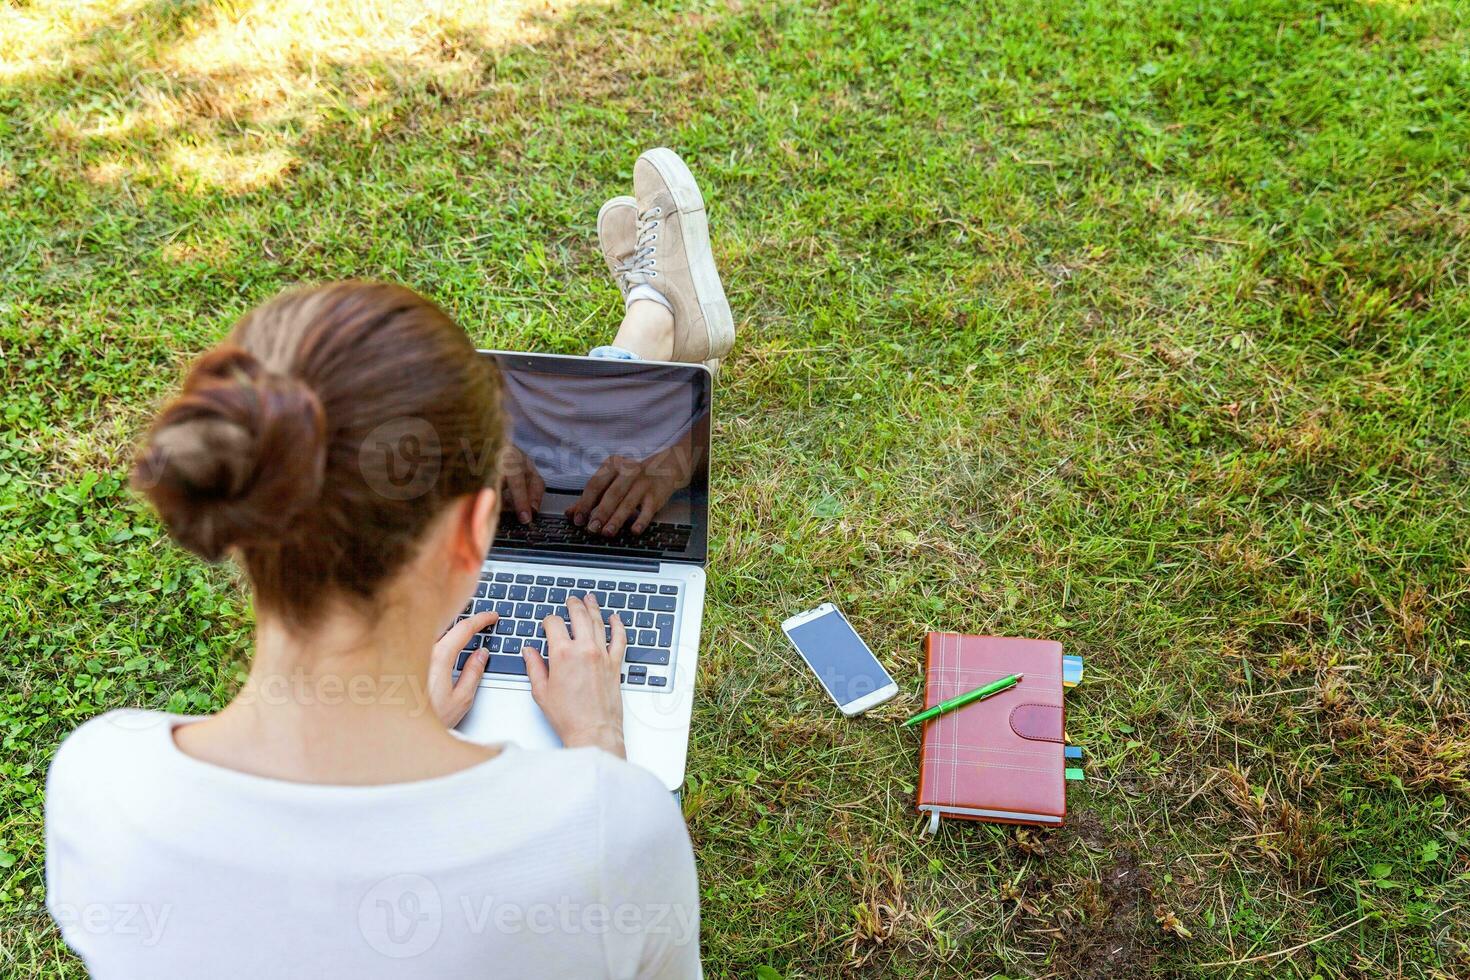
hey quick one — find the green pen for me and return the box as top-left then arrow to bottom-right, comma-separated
901,673 -> 1023,728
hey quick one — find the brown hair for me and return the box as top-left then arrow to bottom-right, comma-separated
132,281 -> 505,625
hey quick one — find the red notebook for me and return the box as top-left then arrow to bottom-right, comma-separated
916,633 -> 1066,829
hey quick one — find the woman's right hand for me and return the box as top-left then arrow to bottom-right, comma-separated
523,594 -> 627,758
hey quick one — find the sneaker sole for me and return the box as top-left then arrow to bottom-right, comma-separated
638,147 -> 735,363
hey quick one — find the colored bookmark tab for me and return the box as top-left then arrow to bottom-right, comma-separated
1064,745 -> 1083,761
1062,655 -> 1084,688
1065,768 -> 1085,782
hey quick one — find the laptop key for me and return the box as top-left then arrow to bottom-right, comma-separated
627,664 -> 648,675
648,595 -> 676,612
475,582 -> 488,598
502,638 -> 522,654
638,583 -> 657,594
461,633 -> 482,653
516,603 -> 534,618
556,576 -> 575,587
549,588 -> 567,602
636,612 -> 655,629
494,572 -> 513,583
592,591 -> 608,604
484,635 -> 502,652
495,618 -> 515,635
528,586 -> 547,602
658,584 -> 678,595
534,604 -> 552,618
577,578 -> 595,588
606,592 -> 626,609
647,675 -> 668,688
626,673 -> 646,686
598,580 -> 616,590
658,623 -> 673,647
516,620 -> 534,637
487,654 -> 527,675
509,585 -> 527,601
536,575 -> 555,586
625,647 -> 670,665
489,583 -> 508,599
618,582 -> 637,592
638,629 -> 659,646
515,574 -> 533,584
523,639 -> 542,655
627,594 -> 647,610
496,601 -> 515,618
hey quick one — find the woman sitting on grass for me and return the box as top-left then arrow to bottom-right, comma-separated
44,148 -> 733,979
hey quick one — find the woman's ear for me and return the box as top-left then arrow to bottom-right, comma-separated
452,487 -> 499,571
470,486 -> 499,558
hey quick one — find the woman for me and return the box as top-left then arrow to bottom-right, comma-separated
45,149 -> 733,978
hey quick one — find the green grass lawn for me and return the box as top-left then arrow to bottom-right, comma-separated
3,0 -> 1468,975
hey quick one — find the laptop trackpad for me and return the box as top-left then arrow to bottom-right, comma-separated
456,687 -> 561,750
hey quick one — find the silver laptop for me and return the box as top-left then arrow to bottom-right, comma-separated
455,351 -> 712,790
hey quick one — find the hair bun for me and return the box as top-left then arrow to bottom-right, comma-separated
133,345 -> 327,561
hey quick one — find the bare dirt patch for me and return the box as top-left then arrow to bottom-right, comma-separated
1051,842 -> 1160,979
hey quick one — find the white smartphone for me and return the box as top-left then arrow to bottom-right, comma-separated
781,603 -> 899,716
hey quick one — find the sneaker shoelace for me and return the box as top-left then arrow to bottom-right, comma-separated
614,206 -> 663,292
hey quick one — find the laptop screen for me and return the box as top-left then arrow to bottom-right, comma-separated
483,352 -> 711,565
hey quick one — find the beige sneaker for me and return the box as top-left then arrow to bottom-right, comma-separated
596,196 -> 637,301
625,147 -> 735,372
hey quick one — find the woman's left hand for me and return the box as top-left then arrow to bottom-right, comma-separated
428,611 -> 496,727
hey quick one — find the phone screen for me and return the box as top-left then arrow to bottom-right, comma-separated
787,609 -> 892,707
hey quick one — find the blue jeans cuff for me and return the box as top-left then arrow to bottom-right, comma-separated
588,345 -> 642,361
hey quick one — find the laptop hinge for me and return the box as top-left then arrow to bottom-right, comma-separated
486,549 -> 662,574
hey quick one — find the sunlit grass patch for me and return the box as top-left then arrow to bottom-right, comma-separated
5,0 -> 585,190
161,142 -> 294,191
0,0 -> 148,79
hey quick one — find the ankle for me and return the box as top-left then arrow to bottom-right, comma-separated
611,300 -> 674,360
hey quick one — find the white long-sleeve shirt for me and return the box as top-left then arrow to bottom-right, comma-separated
45,710 -> 701,978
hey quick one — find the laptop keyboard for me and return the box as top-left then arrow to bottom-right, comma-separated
453,569 -> 681,690
495,514 -> 692,556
